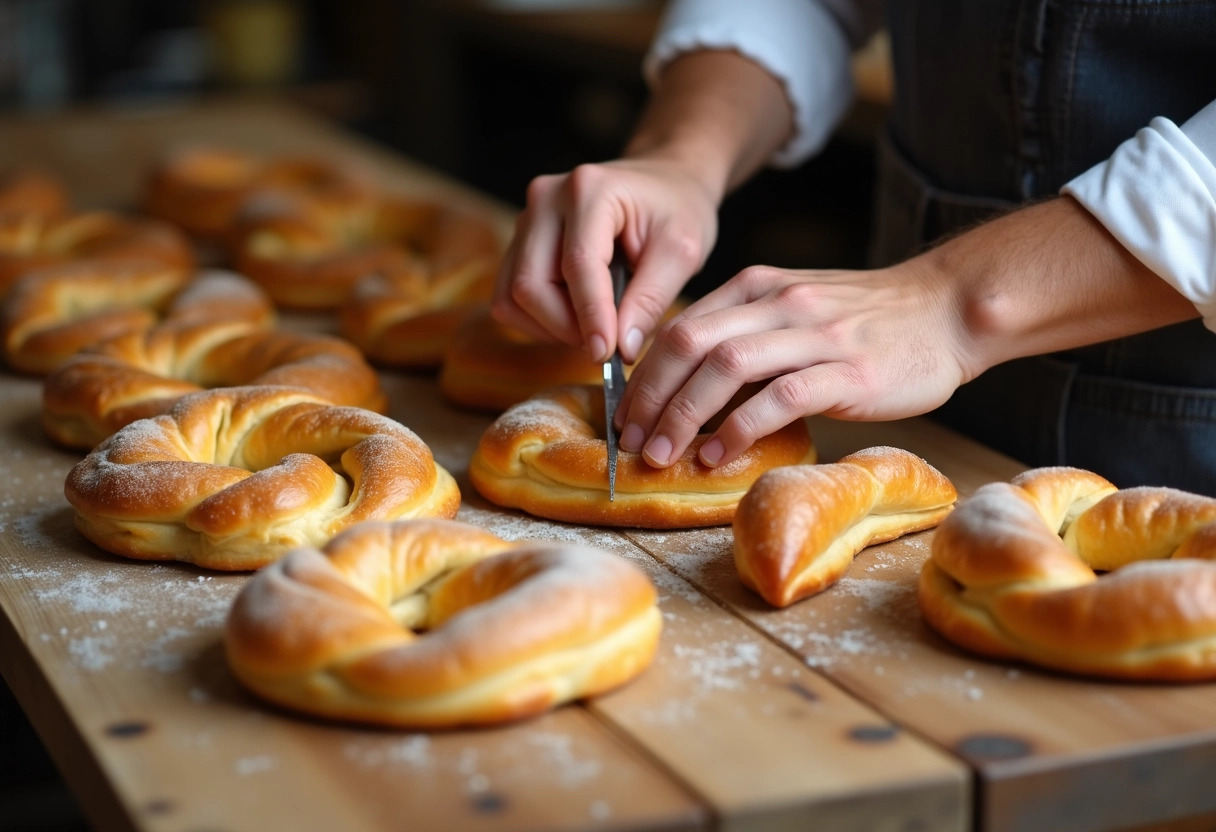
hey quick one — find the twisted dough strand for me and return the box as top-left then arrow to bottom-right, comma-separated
919,466 -> 1216,680
65,386 -> 459,570
734,446 -> 957,608
225,518 -> 662,728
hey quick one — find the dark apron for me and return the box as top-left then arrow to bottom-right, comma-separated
871,0 -> 1216,493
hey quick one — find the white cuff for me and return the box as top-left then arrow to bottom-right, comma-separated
644,0 -> 855,168
1062,101 -> 1216,332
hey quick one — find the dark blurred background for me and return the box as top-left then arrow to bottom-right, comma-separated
0,2 -> 886,829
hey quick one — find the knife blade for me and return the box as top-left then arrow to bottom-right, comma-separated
604,243 -> 628,501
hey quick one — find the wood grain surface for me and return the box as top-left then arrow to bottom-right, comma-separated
0,98 -> 1212,832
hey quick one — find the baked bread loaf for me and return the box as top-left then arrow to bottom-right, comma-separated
339,258 -> 498,370
234,192 -> 501,309
919,466 -> 1216,680
65,386 -> 460,571
734,447 -> 957,608
0,169 -> 68,220
143,146 -> 376,245
2,260 -> 192,374
43,276 -> 385,449
225,518 -> 662,728
470,384 -> 817,528
439,307 -> 617,411
0,211 -> 194,295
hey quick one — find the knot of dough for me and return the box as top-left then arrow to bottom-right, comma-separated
43,274 -> 385,449
64,386 -> 460,571
224,517 -> 662,728
734,446 -> 957,608
234,193 -> 501,310
0,211 -> 194,294
143,146 -> 376,244
2,260 -> 193,374
469,384 -> 817,528
439,307 -> 626,411
339,256 -> 497,370
918,466 -> 1216,680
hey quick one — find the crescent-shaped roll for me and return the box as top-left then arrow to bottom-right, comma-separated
64,386 -> 460,570
469,384 -> 817,528
734,446 -> 958,607
919,466 -> 1216,680
225,518 -> 662,728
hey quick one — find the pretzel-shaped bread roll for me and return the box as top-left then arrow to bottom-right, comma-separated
143,146 -> 376,245
439,307 -> 623,411
65,386 -> 459,570
234,193 -> 501,310
0,211 -> 193,294
2,260 -> 193,374
43,272 -> 386,449
734,447 -> 957,608
225,518 -> 662,728
470,384 -> 817,528
919,466 -> 1216,680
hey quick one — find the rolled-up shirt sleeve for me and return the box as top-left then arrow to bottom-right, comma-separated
643,0 -> 863,168
1062,99 -> 1216,332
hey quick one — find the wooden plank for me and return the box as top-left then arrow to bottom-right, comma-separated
633,417 -> 1216,832
369,369 -> 971,832
0,370 -> 706,832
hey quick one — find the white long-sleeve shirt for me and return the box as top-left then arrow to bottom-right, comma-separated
644,0 -> 1216,330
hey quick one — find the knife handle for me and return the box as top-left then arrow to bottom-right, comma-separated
609,243 -> 628,309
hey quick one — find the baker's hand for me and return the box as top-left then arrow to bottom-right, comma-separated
615,261 -> 977,467
491,157 -> 718,364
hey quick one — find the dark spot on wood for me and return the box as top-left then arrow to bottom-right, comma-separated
471,792 -> 508,814
144,799 -> 174,815
849,724 -> 898,743
787,681 -> 820,702
105,721 -> 151,738
956,733 -> 1032,760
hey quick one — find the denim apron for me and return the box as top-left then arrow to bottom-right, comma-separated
870,0 -> 1216,493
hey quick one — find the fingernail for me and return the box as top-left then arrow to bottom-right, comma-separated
620,423 -> 644,452
623,327 -> 643,358
589,335 -> 607,362
700,438 -> 724,466
643,434 -> 673,466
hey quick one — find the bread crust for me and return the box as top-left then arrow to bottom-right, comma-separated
919,466 -> 1216,680
469,384 -> 817,528
42,273 -> 386,449
733,446 -> 957,607
64,386 -> 459,570
224,517 -> 662,728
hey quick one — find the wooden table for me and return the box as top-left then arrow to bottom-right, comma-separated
1,99 -> 1215,832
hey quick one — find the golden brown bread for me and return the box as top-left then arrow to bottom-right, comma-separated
234,192 -> 501,310
439,307 -> 619,411
469,384 -> 817,528
918,466 -> 1216,680
42,273 -> 385,449
2,260 -> 194,374
734,446 -> 957,607
224,517 -> 662,728
64,386 -> 460,570
0,169 -> 68,220
338,251 -> 498,370
142,146 -> 376,245
0,211 -> 194,295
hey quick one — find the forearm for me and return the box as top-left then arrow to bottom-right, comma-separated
624,50 -> 795,205
918,196 -> 1200,379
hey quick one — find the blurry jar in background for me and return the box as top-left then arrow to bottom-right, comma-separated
203,0 -> 301,88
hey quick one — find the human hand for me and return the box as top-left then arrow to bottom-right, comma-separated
615,261 -> 978,468
491,157 -> 719,364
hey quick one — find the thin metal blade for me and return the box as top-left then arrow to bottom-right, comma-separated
604,243 -> 629,501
